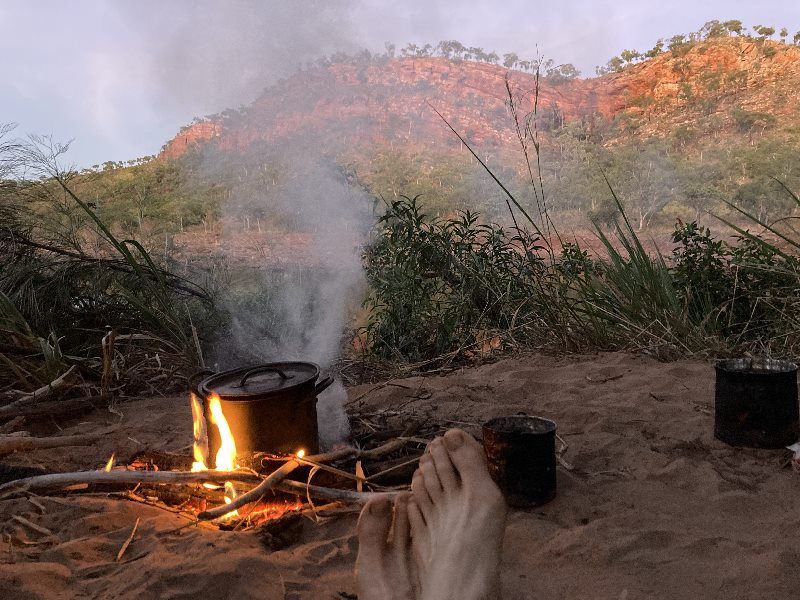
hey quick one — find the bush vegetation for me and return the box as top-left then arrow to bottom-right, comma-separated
362,188 -> 800,365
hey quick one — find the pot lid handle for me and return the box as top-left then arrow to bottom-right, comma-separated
237,366 -> 293,388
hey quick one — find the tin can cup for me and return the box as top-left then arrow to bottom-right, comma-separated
714,358 -> 799,448
482,415 -> 557,508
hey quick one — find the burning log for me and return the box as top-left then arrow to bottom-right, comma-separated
196,455 -> 302,520
197,436 -> 415,521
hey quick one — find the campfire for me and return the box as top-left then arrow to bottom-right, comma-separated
0,362 -> 437,533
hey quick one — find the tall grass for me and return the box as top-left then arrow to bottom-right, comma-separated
0,134 -> 217,397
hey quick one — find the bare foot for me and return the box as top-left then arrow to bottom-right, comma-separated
408,429 -> 507,600
356,493 -> 419,600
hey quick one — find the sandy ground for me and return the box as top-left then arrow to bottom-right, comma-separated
1,351 -> 799,599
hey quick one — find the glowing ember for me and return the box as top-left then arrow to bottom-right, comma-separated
104,454 -> 115,472
223,481 -> 240,517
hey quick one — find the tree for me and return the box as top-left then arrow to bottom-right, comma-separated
606,142 -> 676,230
780,27 -> 789,43
596,55 -> 625,75
795,31 -> 800,45
619,49 -> 642,63
753,25 -> 775,40
723,20 -> 744,36
644,39 -> 665,59
546,63 -> 581,83
701,20 -> 727,39
503,52 -> 519,69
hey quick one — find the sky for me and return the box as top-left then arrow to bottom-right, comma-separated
2,0 -> 798,167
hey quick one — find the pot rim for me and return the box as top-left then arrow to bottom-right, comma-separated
714,358 -> 798,375
483,415 -> 557,435
198,361 -> 322,401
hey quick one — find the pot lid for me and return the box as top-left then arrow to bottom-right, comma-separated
199,362 -> 320,399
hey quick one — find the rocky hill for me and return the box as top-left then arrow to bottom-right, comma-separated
162,36 -> 800,160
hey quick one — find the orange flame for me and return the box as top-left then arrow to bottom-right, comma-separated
104,454 -> 115,472
296,449 -> 306,459
208,393 -> 237,472
190,392 -> 208,472
191,392 -> 239,518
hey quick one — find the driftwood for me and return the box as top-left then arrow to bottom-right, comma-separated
0,431 -> 107,456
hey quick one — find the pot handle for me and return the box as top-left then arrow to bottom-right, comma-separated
238,366 -> 292,388
189,369 -> 216,395
314,375 -> 335,395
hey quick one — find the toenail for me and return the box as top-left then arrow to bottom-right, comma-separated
444,432 -> 464,450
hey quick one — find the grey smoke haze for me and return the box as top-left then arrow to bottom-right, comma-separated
215,156 -> 370,370
114,1 -> 360,122
208,151 -> 372,449
4,1 -> 799,166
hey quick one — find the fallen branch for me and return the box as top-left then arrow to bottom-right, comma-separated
0,366 -> 76,412
0,431 -> 106,456
1,436 -> 415,518
0,469 -> 262,497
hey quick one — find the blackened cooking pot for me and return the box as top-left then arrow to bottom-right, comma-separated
714,358 -> 799,448
192,362 -> 333,461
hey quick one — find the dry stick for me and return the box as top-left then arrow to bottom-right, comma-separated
276,480 -> 401,504
0,365 -> 76,412
0,432 -> 106,456
0,469 -> 262,498
296,456 -> 370,486
365,454 -> 422,483
12,515 -> 53,536
198,436 -> 414,521
115,517 -> 140,562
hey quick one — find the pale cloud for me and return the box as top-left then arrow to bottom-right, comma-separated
2,0 -> 798,166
